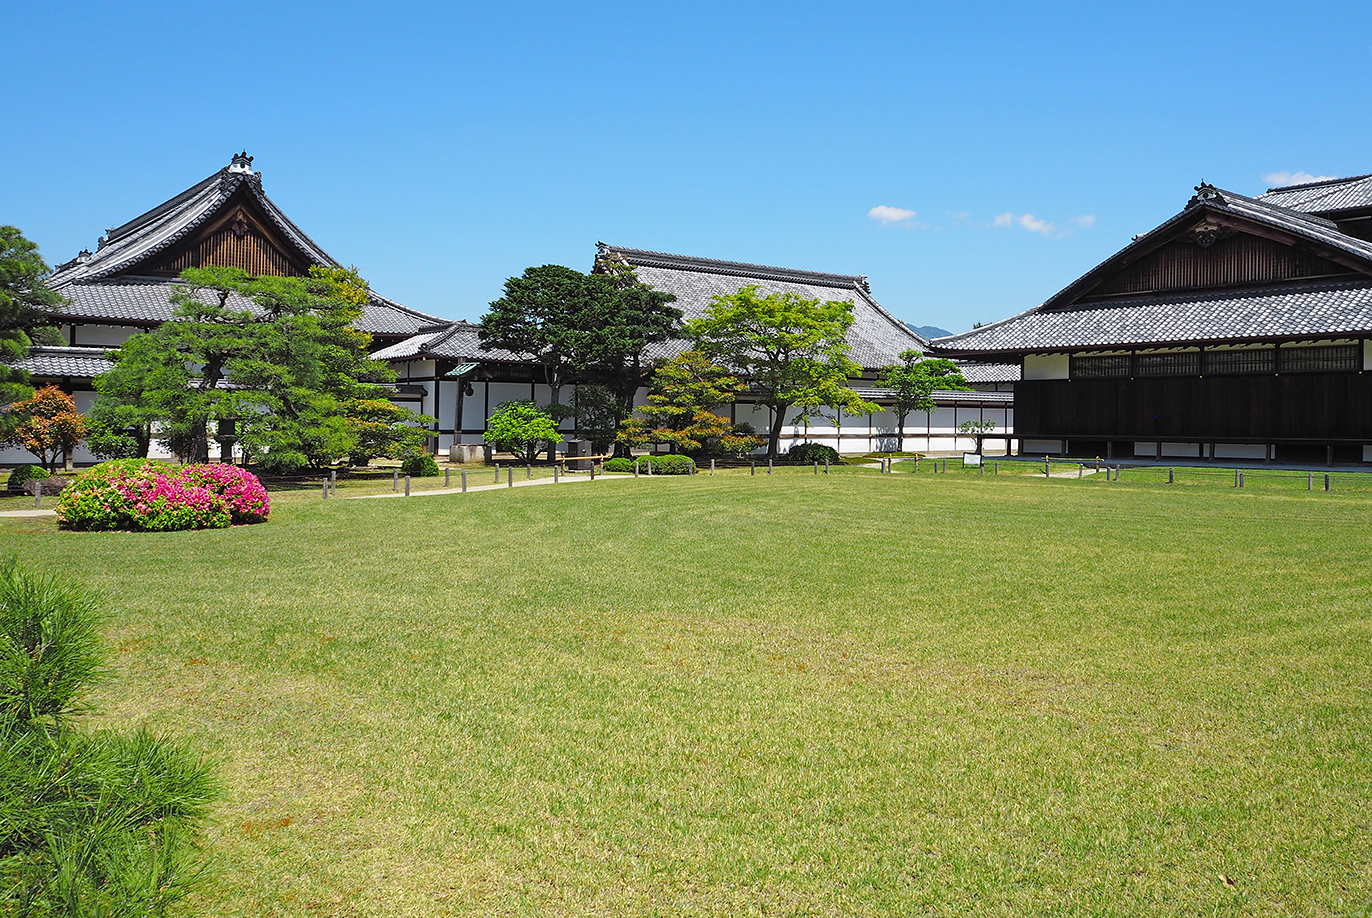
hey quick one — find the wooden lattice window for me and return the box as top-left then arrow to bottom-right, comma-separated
1136,352 -> 1199,376
1278,344 -> 1359,373
1204,349 -> 1275,375
1071,355 -> 1131,378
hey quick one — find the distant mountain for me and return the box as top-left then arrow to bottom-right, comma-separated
905,323 -> 952,340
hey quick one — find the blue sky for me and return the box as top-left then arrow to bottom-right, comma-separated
6,1 -> 1372,333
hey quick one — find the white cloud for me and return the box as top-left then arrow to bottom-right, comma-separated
1072,214 -> 1096,228
993,212 -> 1014,227
1264,171 -> 1338,187
1019,213 -> 1055,235
868,205 -> 918,225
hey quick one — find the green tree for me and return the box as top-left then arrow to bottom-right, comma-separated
618,351 -> 764,457
583,261 -> 681,454
957,418 -> 997,454
93,265 -> 424,472
0,558 -> 218,917
687,286 -> 877,458
878,349 -> 970,451
343,397 -> 432,467
483,401 -> 561,463
0,227 -> 66,418
480,263 -> 682,458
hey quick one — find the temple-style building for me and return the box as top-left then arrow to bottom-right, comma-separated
372,245 -> 1016,457
5,153 -> 446,464
932,175 -> 1372,464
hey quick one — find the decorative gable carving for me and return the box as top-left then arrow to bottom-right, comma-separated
137,199 -> 310,278
1084,228 -> 1353,299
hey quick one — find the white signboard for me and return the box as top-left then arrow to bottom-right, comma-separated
962,452 -> 983,467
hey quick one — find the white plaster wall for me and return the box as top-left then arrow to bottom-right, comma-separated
70,325 -> 140,347
1022,438 -> 1062,454
1213,443 -> 1266,460
1024,354 -> 1069,380
1161,442 -> 1201,457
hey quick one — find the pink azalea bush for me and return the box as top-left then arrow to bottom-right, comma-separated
56,460 -> 270,532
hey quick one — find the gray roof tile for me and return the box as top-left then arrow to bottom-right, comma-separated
11,347 -> 114,379
52,278 -> 445,338
1259,174 -> 1372,214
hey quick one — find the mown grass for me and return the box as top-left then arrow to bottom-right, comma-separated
3,469 -> 1370,916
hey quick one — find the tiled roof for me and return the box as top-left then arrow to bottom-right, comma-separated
51,277 -> 445,338
1259,174 -> 1372,215
370,321 -> 522,362
10,346 -> 114,379
851,386 -> 1014,405
599,244 -> 927,369
49,157 -> 337,285
931,278 -> 1372,355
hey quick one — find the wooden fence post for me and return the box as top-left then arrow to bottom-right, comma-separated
494,463 -> 500,483
1169,467 -> 1174,484
824,458 -> 830,474
768,459 -> 773,475
1307,472 -> 1312,491
444,468 -> 450,488
461,469 -> 468,492
711,459 -> 716,476
323,478 -> 329,499
507,467 -> 513,487
814,461 -> 819,475
751,461 -> 755,476
392,469 -> 398,491
1325,473 -> 1331,492
331,470 -> 337,496
554,465 -> 559,483
634,460 -> 639,477
526,464 -> 532,479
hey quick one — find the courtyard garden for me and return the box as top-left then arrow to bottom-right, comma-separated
1,467 -> 1369,916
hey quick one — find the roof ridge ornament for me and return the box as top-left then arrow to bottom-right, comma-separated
1187,182 -> 1225,209
229,151 -> 254,174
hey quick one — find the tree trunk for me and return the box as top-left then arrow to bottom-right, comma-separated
895,411 -> 908,454
767,405 -> 786,459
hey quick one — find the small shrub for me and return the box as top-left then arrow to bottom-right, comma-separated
638,454 -> 695,475
400,453 -> 440,477
6,464 -> 49,495
56,461 -> 270,532
602,457 -> 635,473
784,443 -> 841,465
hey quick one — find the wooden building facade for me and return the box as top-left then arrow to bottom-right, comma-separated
932,177 -> 1372,464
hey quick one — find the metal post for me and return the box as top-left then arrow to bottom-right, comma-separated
1115,467 -> 1121,482
647,459 -> 653,476
526,464 -> 532,479
768,459 -> 773,475
1045,457 -> 1050,477
814,461 -> 819,475
445,468 -> 450,488
1078,463 -> 1083,479
994,462 -> 999,475
942,459 -> 947,473
461,469 -> 467,492
1234,469 -> 1239,487
1308,472 -> 1312,491
553,465 -> 559,483
323,478 -> 329,499
331,470 -> 337,496
751,461 -> 755,476
913,457 -> 919,473
634,460 -> 639,477
495,463 -> 500,483
507,467 -> 513,487
590,463 -> 596,480
711,459 -> 716,476
824,458 -> 830,474
1238,472 -> 1244,489
393,469 -> 399,491
1325,473 -> 1330,492
34,489 -> 41,510
405,475 -> 412,496
1169,467 -> 1174,484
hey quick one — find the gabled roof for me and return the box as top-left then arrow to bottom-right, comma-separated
1259,173 -> 1372,215
49,153 -> 336,285
931,182 -> 1372,357
597,244 -> 927,369
37,154 -> 448,340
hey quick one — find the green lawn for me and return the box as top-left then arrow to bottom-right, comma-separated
4,468 -> 1370,916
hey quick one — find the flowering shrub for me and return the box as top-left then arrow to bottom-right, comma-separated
177,464 -> 271,524
56,461 -> 270,532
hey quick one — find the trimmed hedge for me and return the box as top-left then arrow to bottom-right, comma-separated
636,454 -> 696,475
602,457 -> 635,473
56,461 -> 270,532
6,465 -> 49,495
401,454 -> 440,477
783,443 -> 841,465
